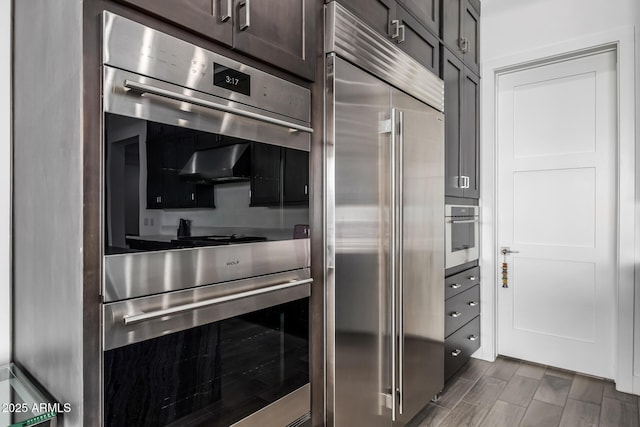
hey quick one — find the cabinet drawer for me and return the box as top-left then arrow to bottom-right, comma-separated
445,266 -> 479,299
445,315 -> 480,380
445,285 -> 479,337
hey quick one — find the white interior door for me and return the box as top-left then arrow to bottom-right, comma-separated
496,49 -> 617,378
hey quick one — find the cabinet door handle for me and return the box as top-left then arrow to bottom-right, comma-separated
468,276 -> 477,281
449,311 -> 462,318
239,0 -> 250,31
459,37 -> 470,53
468,301 -> 478,307
450,283 -> 461,289
156,196 -> 162,203
468,335 -> 478,341
219,0 -> 232,22
191,193 -> 195,201
304,185 -> 308,195
397,24 -> 406,44
390,19 -> 400,39
451,349 -> 462,357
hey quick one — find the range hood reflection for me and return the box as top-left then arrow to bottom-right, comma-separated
179,143 -> 251,184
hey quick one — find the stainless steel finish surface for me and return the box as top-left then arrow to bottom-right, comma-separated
392,87 -> 444,426
104,67 -> 310,152
229,384 -> 310,427
451,284 -> 462,289
397,109 -> 405,416
13,1 -> 86,426
391,107 -> 398,422
104,268 -> 310,350
390,19 -> 400,39
123,278 -> 313,325
104,238 -> 310,302
220,0 -> 232,21
325,2 -> 444,112
468,301 -> 479,307
450,312 -> 462,318
326,54 -> 444,427
397,24 -> 406,44
179,143 -> 251,182
450,219 -> 480,224
238,0 -> 251,31
327,55 -> 391,427
103,12 -> 310,123
501,247 -> 520,255
445,204 -> 480,269
123,80 -> 314,133
324,53 -> 338,427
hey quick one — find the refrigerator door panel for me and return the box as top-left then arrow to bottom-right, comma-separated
331,55 -> 393,427
392,89 -> 445,425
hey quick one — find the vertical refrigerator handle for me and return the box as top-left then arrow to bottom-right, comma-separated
390,108 -> 398,422
397,110 -> 405,416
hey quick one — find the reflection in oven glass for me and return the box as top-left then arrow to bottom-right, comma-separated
104,114 -> 310,255
103,299 -> 309,427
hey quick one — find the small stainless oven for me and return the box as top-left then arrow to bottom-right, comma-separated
101,13 -> 312,427
445,205 -> 479,269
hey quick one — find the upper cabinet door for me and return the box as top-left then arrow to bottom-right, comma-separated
461,69 -> 479,198
232,0 -> 316,80
397,0 -> 439,36
461,1 -> 479,74
442,0 -> 480,75
115,0 -> 233,46
441,48 -> 464,198
395,5 -> 439,75
340,0 -> 396,39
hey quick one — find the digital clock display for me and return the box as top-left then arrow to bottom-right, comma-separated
213,64 -> 251,96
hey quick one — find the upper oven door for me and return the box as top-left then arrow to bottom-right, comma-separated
445,205 -> 479,268
101,13 -> 312,302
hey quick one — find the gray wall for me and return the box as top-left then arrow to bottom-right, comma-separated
13,0 -> 85,425
0,0 -> 10,366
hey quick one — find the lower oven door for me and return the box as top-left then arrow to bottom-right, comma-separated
103,269 -> 311,427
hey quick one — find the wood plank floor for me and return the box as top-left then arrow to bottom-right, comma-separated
409,357 -> 640,427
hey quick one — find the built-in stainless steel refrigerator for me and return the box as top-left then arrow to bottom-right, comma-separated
325,3 -> 445,426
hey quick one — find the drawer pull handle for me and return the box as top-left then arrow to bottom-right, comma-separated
450,311 -> 462,318
451,349 -> 462,357
450,283 -> 462,289
468,335 -> 478,341
468,301 -> 478,307
468,276 -> 477,281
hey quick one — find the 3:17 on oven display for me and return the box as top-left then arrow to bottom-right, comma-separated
213,63 -> 251,96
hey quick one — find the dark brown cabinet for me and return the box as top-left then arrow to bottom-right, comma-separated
115,0 -> 316,80
146,127 -> 216,210
116,0 -> 233,46
340,0 -> 439,75
442,48 -> 479,199
397,0 -> 439,36
444,266 -> 481,380
250,144 -> 309,207
442,0 -> 480,75
395,5 -> 439,74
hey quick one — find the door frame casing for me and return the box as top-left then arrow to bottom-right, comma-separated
478,27 -> 636,392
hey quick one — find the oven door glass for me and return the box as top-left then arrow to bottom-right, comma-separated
450,219 -> 476,253
103,298 -> 309,427
104,113 -> 310,255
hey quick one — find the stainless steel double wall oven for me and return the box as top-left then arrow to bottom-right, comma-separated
101,13 -> 312,427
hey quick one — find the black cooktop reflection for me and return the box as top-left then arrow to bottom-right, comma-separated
170,235 -> 268,248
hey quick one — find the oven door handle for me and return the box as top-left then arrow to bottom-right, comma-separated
122,278 -> 313,326
123,80 -> 314,134
448,219 -> 479,224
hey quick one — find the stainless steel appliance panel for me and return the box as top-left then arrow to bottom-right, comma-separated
331,55 -> 392,427
104,268 -> 311,350
104,239 -> 310,302
103,12 -> 310,124
325,2 -> 444,112
391,89 -> 444,425
445,205 -> 479,269
104,67 -> 311,152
